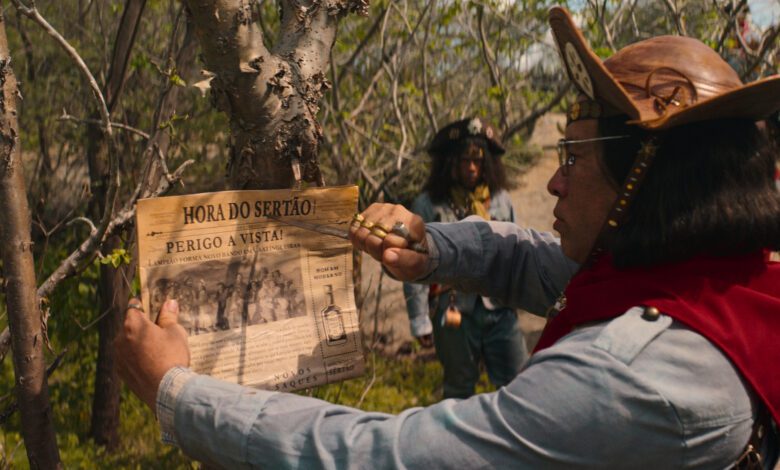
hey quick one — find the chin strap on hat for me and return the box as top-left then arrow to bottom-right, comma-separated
546,135 -> 660,319
581,136 -> 659,269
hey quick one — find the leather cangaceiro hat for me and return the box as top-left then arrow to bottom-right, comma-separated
549,6 -> 780,129
428,117 -> 506,156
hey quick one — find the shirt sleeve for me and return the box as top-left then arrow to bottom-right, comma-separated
158,324 -> 692,470
424,219 -> 578,315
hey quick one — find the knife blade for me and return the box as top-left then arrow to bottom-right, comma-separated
266,215 -> 428,254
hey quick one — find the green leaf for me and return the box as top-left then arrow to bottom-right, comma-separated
99,248 -> 132,268
487,85 -> 504,100
169,73 -> 187,87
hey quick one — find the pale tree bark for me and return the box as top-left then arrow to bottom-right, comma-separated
0,8 -> 62,469
183,0 -> 368,190
0,1 -> 195,457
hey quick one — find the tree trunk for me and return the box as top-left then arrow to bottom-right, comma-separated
0,9 -> 62,469
89,235 -> 131,449
89,10 -> 200,448
87,0 -> 146,449
182,0 -> 368,190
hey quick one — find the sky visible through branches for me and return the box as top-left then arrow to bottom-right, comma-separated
566,0 -> 779,27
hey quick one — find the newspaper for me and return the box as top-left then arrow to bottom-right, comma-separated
135,186 -> 364,391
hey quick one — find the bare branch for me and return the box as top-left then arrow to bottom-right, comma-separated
337,6 -> 388,84
36,158 -> 193,300
661,0 -> 688,36
421,0 -> 437,134
607,0 -> 635,33
503,83 -> 572,141
588,0 -> 616,52
0,348 -> 68,426
383,60 -> 408,171
0,329 -> 10,364
57,112 -> 150,140
65,217 -> 98,235
360,164 -> 381,193
11,0 -> 113,138
356,269 -> 384,408
348,66 -> 386,120
11,0 -> 123,308
741,25 -> 780,80
329,49 -> 340,113
348,3 -> 430,120
342,117 -> 418,161
733,16 -> 759,59
477,6 -> 508,131
716,0 -> 749,53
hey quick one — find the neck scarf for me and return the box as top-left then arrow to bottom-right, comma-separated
449,184 -> 491,220
534,251 -> 780,423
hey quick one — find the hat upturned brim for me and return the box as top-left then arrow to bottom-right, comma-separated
549,7 -> 780,130
428,118 -> 506,156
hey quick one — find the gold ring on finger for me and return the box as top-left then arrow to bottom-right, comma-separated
375,222 -> 391,233
361,220 -> 375,230
350,218 -> 362,229
371,227 -> 388,239
352,213 -> 365,223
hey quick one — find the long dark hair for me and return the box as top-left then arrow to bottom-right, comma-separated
423,136 -> 509,203
598,116 -> 780,267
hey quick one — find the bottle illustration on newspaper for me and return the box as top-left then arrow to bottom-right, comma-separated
321,285 -> 347,345
135,186 -> 365,391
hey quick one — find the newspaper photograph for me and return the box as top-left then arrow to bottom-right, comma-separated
135,186 -> 364,391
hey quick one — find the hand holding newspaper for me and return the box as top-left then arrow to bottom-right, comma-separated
135,186 -> 364,392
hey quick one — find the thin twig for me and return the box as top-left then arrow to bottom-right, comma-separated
36,158 -> 193,300
588,0 -> 616,52
342,117 -> 419,161
336,6 -> 388,84
503,83 -> 572,141
421,0 -> 437,134
356,270 -> 383,408
12,0 -> 122,305
741,25 -> 780,80
0,349 -> 68,426
383,59 -> 408,171
661,0 -> 687,36
348,1 -> 430,120
734,16 -> 759,59
607,0 -> 634,33
14,1 -> 124,286
477,5 -> 508,132
65,217 -> 98,235
716,0 -> 749,53
58,112 -> 150,140
11,0 -> 113,138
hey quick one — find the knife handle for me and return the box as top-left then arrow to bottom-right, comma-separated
407,241 -> 428,254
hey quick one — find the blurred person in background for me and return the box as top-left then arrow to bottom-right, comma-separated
402,117 -> 528,398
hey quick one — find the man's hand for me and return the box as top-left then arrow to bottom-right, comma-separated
114,298 -> 190,411
348,203 -> 433,281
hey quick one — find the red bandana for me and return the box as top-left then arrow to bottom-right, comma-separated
534,251 -> 780,423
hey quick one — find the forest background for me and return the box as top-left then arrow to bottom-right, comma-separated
0,0 -> 777,467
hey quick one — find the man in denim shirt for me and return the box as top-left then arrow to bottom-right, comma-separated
116,7 -> 780,468
404,117 -> 527,399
